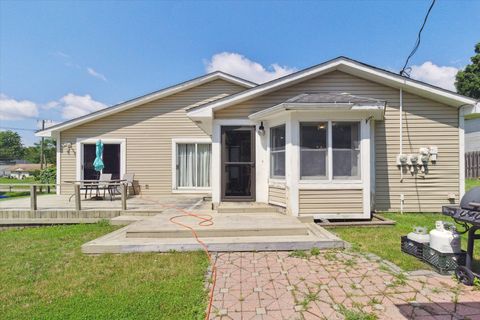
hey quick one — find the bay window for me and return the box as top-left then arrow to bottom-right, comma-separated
270,125 -> 286,179
300,121 -> 361,181
176,143 -> 211,188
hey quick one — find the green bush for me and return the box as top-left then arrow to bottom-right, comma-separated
38,167 -> 56,184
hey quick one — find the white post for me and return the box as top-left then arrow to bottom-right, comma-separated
288,113 -> 300,216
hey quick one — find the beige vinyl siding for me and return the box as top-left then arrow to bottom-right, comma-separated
215,70 -> 459,213
269,185 -> 286,207
299,189 -> 363,214
59,79 -> 245,195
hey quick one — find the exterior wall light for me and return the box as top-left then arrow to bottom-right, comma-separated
258,121 -> 265,136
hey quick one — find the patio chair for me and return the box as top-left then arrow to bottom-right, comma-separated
94,173 -> 112,199
123,173 -> 136,195
112,173 -> 136,197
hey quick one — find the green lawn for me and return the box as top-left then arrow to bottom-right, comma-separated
466,178 -> 480,191
0,177 -> 55,201
0,177 -> 38,184
0,223 -> 209,320
330,213 -> 480,272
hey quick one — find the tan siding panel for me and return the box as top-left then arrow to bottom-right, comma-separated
215,70 -> 460,213
60,79 -> 245,195
269,186 -> 286,206
299,189 -> 363,214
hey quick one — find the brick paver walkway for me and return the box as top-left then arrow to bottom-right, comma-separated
209,251 -> 480,319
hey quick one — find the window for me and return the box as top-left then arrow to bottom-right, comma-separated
300,122 -> 328,179
332,122 -> 360,179
270,125 -> 286,178
176,143 -> 211,188
299,121 -> 361,181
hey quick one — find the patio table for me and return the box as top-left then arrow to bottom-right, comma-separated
64,179 -> 126,201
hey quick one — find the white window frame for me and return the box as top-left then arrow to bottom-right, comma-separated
269,124 -> 286,180
76,138 -> 126,181
299,120 -> 363,184
171,137 -> 212,193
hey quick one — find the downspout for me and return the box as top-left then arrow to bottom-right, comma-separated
399,88 -> 404,214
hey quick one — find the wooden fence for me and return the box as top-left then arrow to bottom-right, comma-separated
466,151 -> 480,179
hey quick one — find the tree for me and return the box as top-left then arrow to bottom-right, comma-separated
23,139 -> 56,165
0,131 -> 24,160
38,167 -> 56,193
455,42 -> 480,99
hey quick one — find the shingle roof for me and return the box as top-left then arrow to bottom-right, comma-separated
284,92 -> 386,107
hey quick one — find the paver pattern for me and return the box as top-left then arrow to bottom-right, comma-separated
209,251 -> 480,319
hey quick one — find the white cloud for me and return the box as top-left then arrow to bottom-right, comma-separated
87,67 -> 107,82
46,94 -> 107,119
409,61 -> 459,91
0,94 -> 39,120
205,52 -> 296,84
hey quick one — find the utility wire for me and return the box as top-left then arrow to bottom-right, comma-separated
0,126 -> 37,132
400,0 -> 436,77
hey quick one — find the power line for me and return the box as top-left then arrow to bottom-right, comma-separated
399,0 -> 436,77
0,126 -> 37,132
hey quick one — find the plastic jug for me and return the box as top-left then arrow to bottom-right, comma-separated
429,221 -> 461,253
407,227 -> 430,244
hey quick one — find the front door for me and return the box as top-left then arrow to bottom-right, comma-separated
221,126 -> 255,201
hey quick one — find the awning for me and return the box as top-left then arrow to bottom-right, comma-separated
249,92 -> 386,120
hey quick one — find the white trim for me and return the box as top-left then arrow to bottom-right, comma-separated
37,72 -> 256,137
55,132 -> 61,195
75,138 -> 126,181
171,137 -> 212,193
361,118 -> 371,218
459,109 -> 465,199
370,119 -> 376,210
188,57 -> 477,119
212,119 -> 268,204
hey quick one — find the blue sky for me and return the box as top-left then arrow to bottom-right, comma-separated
1,0 -> 479,145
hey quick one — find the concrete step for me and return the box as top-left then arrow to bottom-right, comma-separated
216,202 -> 284,214
110,215 -> 147,226
125,213 -> 308,239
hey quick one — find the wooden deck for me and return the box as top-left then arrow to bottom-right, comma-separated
0,194 -> 204,220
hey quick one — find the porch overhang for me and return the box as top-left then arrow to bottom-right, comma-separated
248,92 -> 386,121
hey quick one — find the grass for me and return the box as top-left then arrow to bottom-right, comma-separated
0,223 -> 209,320
0,177 -> 56,201
466,178 -> 480,191
0,177 -> 38,184
330,213 -> 480,272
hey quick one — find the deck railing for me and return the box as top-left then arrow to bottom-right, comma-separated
0,183 -> 128,211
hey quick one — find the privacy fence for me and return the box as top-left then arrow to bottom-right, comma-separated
466,151 -> 480,179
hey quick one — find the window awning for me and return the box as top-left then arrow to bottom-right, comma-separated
249,92 -> 386,120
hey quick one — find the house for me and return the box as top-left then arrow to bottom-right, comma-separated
36,57 -> 479,219
7,163 -> 42,179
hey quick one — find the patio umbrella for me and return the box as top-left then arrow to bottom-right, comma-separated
93,140 -> 104,173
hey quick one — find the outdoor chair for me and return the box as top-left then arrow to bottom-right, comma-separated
123,173 -> 136,195
112,173 -> 136,197
94,173 -> 112,199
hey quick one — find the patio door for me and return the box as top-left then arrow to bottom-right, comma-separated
82,143 -> 121,180
221,126 -> 255,201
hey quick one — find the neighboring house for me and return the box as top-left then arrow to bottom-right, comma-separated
7,164 -> 42,179
36,57 -> 479,219
465,118 -> 480,152
0,160 -> 29,177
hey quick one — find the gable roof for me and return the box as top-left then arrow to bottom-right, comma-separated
36,71 -> 256,137
187,56 -> 478,118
